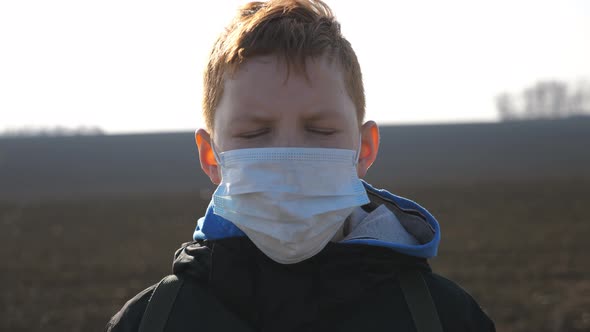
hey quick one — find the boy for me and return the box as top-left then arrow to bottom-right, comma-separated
106,1 -> 495,331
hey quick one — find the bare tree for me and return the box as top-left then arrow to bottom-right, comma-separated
497,79 -> 590,121
0,126 -> 105,137
523,81 -> 568,119
567,81 -> 590,116
496,93 -> 517,121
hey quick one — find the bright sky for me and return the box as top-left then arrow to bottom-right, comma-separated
1,0 -> 589,134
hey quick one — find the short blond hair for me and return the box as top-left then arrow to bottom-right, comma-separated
202,0 -> 365,131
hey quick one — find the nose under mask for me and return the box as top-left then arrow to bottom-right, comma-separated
211,142 -> 369,264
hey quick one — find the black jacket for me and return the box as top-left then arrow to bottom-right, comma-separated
106,237 -> 495,332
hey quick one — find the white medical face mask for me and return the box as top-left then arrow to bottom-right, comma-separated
211,142 -> 369,264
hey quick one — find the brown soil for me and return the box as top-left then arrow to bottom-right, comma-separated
2,177 -> 589,332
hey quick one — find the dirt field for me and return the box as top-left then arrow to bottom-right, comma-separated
2,177 -> 589,332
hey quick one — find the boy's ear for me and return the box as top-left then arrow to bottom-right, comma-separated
195,128 -> 221,184
357,120 -> 379,178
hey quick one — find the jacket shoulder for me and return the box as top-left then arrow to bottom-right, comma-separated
424,272 -> 496,332
105,284 -> 156,332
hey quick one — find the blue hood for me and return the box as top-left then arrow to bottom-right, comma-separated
193,180 -> 440,259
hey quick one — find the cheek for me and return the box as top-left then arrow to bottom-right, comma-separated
211,130 -> 235,152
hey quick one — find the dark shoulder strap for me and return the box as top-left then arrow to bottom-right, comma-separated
398,270 -> 444,332
138,275 -> 184,332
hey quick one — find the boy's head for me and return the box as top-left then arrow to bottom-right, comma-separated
196,0 -> 379,184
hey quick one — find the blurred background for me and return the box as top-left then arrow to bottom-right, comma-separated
1,1 -> 589,331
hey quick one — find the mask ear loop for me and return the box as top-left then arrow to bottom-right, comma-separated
354,134 -> 362,166
210,140 -> 223,166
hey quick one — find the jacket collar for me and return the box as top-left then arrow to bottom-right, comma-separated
193,180 -> 440,258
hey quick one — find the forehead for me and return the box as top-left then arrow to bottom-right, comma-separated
213,55 -> 357,130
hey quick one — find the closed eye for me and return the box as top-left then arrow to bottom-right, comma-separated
236,128 -> 270,139
307,127 -> 337,135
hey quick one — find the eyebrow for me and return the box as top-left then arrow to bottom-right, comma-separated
304,109 -> 344,121
229,112 -> 275,124
228,108 -> 346,125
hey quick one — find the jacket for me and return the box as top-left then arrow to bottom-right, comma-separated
106,181 -> 495,331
